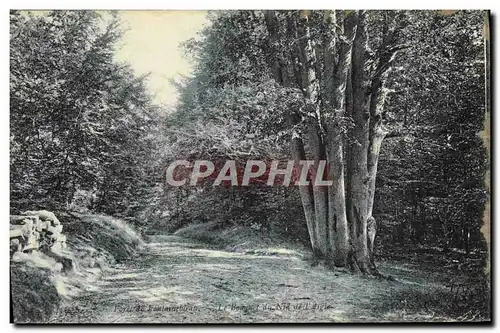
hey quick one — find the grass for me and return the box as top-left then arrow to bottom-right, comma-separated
373,283 -> 489,322
173,222 -> 491,322
173,222 -> 308,256
62,213 -> 144,263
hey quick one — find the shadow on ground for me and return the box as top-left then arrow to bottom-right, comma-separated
51,235 -> 483,323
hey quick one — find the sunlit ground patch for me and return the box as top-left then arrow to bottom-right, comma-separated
129,285 -> 195,303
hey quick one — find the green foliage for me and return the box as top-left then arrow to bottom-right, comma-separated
11,261 -> 62,323
10,11 -> 161,217
161,12 -> 311,238
62,213 -> 144,262
166,80 -> 303,163
376,10 -> 487,253
164,10 -> 488,268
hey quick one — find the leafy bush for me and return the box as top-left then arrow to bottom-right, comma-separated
11,262 -> 62,323
61,213 -> 144,262
174,222 -> 308,255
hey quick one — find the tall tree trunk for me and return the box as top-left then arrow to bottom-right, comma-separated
366,11 -> 401,269
323,10 -> 356,266
264,10 -> 319,252
264,10 -> 401,273
348,11 -> 371,273
291,124 -> 319,252
297,10 -> 329,256
308,122 -> 329,256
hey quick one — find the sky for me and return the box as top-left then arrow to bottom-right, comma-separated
114,11 -> 208,107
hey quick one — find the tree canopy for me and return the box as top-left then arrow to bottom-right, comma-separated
163,10 -> 488,272
10,10 -> 162,216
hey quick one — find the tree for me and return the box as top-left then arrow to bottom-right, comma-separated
167,10 -> 487,274
259,10 -> 409,272
375,10 -> 487,254
10,10 -> 160,217
168,10 -> 406,272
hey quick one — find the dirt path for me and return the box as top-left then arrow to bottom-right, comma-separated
52,234 -> 454,323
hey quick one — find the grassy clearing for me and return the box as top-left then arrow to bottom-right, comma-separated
173,222 -> 309,257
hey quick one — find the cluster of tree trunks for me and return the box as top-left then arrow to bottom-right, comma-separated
264,10 -> 404,273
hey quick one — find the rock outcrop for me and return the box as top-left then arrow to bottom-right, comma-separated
10,210 -> 71,272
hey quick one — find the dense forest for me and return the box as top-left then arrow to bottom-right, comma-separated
10,11 -> 164,217
10,10 -> 490,322
162,10 -> 489,271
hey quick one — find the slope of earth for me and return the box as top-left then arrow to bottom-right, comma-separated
50,234 -> 479,323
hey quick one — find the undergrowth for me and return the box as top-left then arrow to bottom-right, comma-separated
10,212 -> 144,323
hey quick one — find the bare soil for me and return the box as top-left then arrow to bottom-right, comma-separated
51,234 -> 481,323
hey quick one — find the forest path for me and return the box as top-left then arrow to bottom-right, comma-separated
52,234 -> 451,323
